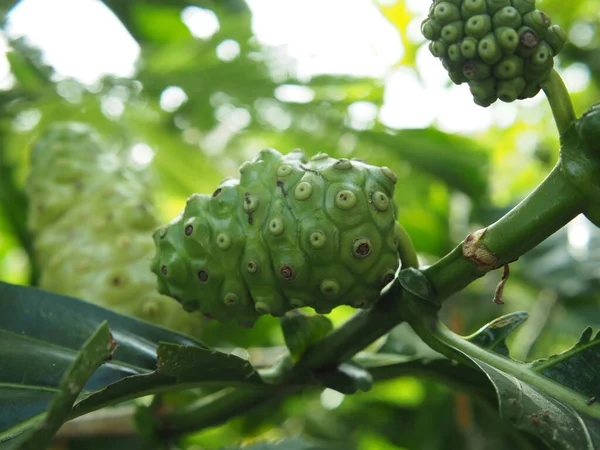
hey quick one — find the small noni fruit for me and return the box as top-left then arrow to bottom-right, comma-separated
422,0 -> 567,106
152,148 -> 407,326
27,122 -> 204,336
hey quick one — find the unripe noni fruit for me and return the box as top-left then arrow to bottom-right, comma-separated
27,122 -> 204,336
421,0 -> 567,106
152,149 -> 407,326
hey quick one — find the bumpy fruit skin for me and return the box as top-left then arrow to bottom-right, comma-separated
152,149 -> 404,326
27,122 -> 204,336
422,0 -> 568,106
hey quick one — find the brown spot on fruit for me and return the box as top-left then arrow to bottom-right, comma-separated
280,265 -> 295,280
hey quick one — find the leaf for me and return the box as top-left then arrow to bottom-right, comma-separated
71,342 -> 266,419
530,327 -> 600,399
0,281 -> 202,443
280,313 -> 333,361
465,312 -> 530,357
474,361 -> 600,450
10,322 -> 117,450
453,320 -> 600,450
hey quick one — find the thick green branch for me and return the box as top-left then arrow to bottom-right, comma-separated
424,162 -> 585,299
296,282 -> 405,370
155,387 -> 295,436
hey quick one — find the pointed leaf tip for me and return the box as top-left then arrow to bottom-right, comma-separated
466,311 -> 529,357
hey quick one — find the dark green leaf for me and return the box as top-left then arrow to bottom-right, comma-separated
530,327 -> 600,398
71,343 -> 266,419
157,342 -> 262,383
475,360 -> 600,450
397,268 -> 437,306
0,281 -> 204,442
451,321 -> 600,450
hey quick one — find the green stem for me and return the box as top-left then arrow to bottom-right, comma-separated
396,222 -> 419,269
295,282 -> 405,370
424,162 -> 585,299
541,69 -> 576,137
368,359 -> 494,401
155,387 -> 295,436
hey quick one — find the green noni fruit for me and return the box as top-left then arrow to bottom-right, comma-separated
27,122 -> 204,336
152,148 -> 408,327
422,0 -> 568,106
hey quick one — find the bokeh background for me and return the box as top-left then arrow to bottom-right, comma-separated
0,0 -> 599,448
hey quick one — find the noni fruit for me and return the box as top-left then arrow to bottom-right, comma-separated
152,148 -> 408,326
422,0 -> 568,106
27,122 -> 204,336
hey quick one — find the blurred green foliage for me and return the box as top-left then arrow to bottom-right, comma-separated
0,0 -> 599,448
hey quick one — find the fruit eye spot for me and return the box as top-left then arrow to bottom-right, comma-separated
352,238 -> 372,258
185,225 -> 193,236
212,188 -> 222,197
309,231 -> 327,248
335,190 -> 357,209
334,159 -> 352,170
161,265 -> 168,275
320,279 -> 340,296
277,164 -> 293,177
294,181 -> 312,200
280,265 -> 295,280
269,218 -> 284,235
380,269 -> 396,287
224,293 -> 238,306
198,270 -> 209,282
247,259 -> 259,273
216,233 -> 232,250
372,191 -> 390,211
244,193 -> 259,212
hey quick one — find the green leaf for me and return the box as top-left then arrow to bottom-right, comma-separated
157,342 -> 262,383
449,321 -> 600,450
474,360 -> 600,450
71,342 -> 266,419
0,281 -> 204,443
530,327 -> 600,398
280,313 -> 333,361
465,312 -> 530,357
397,268 -> 437,306
10,322 -> 117,450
